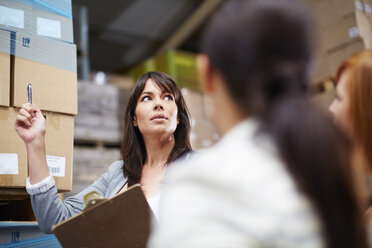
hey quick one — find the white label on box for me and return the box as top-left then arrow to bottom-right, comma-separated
37,17 -> 61,39
0,154 -> 18,175
356,1 -> 364,11
365,4 -> 372,14
46,155 -> 65,177
0,6 -> 24,29
349,27 -> 359,38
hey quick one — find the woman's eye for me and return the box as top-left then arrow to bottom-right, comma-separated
164,95 -> 174,101
141,96 -> 151,102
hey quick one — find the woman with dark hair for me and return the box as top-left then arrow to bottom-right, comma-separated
14,71 -> 192,233
149,1 -> 367,247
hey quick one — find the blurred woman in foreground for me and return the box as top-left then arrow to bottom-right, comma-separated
149,0 -> 367,247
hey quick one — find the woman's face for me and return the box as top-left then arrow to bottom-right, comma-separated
329,71 -> 351,135
134,79 -> 178,138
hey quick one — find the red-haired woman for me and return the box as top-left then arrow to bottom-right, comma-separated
329,50 -> 372,213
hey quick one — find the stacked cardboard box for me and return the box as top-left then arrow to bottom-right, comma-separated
67,82 -> 129,197
181,88 -> 220,151
74,82 -> 130,145
299,0 -> 372,110
356,0 -> 372,46
0,0 -> 76,192
301,0 -> 372,83
66,147 -> 120,198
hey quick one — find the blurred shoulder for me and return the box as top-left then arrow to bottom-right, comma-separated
165,144 -> 226,183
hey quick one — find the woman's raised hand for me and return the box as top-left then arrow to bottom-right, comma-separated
14,103 -> 46,145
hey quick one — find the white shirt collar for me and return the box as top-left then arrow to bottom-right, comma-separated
219,118 -> 260,145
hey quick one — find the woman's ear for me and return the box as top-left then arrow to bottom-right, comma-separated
196,54 -> 214,94
133,116 -> 138,127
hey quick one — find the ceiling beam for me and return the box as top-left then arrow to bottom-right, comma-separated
156,0 -> 223,54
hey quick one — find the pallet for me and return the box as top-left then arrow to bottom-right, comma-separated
64,146 -> 121,198
74,81 -> 131,145
0,198 -> 35,221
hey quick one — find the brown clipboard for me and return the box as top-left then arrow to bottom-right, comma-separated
52,185 -> 153,248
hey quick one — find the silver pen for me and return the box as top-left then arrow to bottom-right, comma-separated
27,83 -> 32,103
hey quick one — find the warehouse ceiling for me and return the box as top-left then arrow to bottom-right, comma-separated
71,0 -> 218,73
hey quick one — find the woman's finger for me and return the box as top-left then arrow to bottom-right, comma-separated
21,103 -> 37,113
16,114 -> 31,127
19,108 -> 32,121
30,104 -> 40,118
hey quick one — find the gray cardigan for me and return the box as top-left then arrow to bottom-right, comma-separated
31,160 -> 127,233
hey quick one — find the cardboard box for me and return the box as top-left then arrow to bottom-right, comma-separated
181,88 -> 205,120
190,118 -> 219,150
0,30 -> 10,107
302,0 -> 355,27
44,110 -> 74,191
327,37 -> 365,73
356,0 -> 372,47
301,0 -> 357,51
319,12 -> 358,50
312,53 -> 331,83
0,2 -> 76,114
0,107 -> 27,186
30,0 -> 73,43
0,51 -> 10,106
0,0 -> 33,32
313,37 -> 365,83
0,0 -> 73,43
0,107 -> 74,191
13,57 -> 77,115
359,0 -> 372,14
304,0 -> 369,82
32,7 -> 73,43
12,31 -> 77,115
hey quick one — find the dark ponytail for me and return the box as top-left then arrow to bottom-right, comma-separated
202,0 -> 367,247
263,96 -> 365,248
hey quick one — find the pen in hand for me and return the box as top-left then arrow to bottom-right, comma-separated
27,83 -> 32,104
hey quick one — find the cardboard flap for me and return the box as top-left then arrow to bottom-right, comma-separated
52,185 -> 152,248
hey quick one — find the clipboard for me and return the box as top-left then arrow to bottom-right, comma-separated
52,185 -> 153,248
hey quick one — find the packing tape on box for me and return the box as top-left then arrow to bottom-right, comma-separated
0,0 -> 73,42
0,29 -> 76,73
0,0 -> 75,72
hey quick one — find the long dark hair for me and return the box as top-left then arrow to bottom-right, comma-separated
121,71 -> 192,186
202,0 -> 367,247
